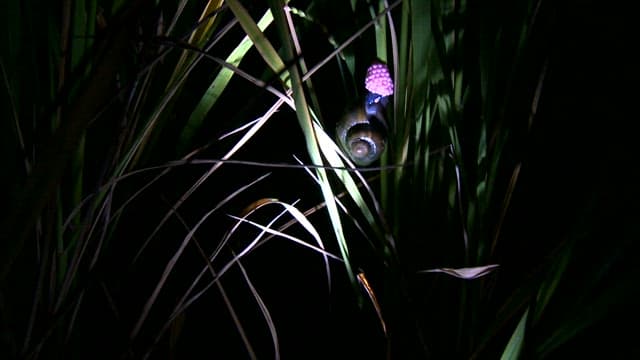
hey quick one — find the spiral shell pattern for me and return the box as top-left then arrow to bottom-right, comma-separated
336,107 -> 386,166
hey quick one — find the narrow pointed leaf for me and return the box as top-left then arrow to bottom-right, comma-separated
418,264 -> 499,279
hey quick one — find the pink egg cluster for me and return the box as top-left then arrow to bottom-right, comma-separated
365,62 -> 394,97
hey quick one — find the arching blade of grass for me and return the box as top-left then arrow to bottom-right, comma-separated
535,270 -> 636,358
165,0 -> 224,89
357,271 -> 387,337
142,198 -> 297,359
134,96 -> 290,261
177,10 -> 275,154
235,256 -> 280,360
501,308 -> 529,360
169,209 -> 264,360
268,0 -> 355,283
237,199 -> 333,291
130,172 -> 270,340
228,214 -> 340,265
116,25 -> 296,243
294,156 -> 379,251
532,239 -> 573,324
227,0 -> 288,85
60,0 -> 98,286
142,197 -> 342,359
128,3 -> 239,167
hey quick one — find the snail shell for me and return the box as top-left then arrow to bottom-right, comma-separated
336,104 -> 387,166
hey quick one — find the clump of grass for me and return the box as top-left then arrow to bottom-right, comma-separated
1,0 -> 634,359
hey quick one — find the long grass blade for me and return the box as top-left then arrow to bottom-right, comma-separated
130,173 -> 270,340
134,97 -> 288,261
501,308 -> 529,360
177,10 -> 274,153
235,257 -> 280,360
227,0 -> 287,84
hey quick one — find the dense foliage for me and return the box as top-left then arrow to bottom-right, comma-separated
1,0 -> 636,359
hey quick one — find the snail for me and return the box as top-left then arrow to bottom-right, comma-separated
336,61 -> 394,166
336,104 -> 388,166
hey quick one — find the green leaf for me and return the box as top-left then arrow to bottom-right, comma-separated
227,0 -> 288,85
177,10 -> 274,154
501,308 -> 529,360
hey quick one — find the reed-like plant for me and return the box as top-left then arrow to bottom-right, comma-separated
1,0 -> 634,359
